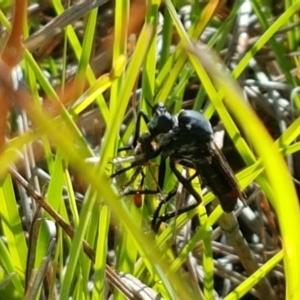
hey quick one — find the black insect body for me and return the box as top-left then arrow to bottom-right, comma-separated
156,110 -> 214,164
157,109 -> 246,213
114,103 -> 245,230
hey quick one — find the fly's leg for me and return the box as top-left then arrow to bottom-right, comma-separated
117,156 -> 165,208
110,157 -> 149,178
116,156 -> 175,226
118,111 -> 150,152
151,187 -> 178,231
151,156 -> 174,230
153,158 -> 201,232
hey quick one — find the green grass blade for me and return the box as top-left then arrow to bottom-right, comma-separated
192,46 -> 300,299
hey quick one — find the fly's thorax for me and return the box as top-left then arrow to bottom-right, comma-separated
177,109 -> 213,140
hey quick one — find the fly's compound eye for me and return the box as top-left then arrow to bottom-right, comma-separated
156,113 -> 174,133
148,104 -> 174,135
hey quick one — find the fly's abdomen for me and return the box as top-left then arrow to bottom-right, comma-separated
196,159 -> 238,212
194,140 -> 246,212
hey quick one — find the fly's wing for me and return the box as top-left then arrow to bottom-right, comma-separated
197,141 -> 246,212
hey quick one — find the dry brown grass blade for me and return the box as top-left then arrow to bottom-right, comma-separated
24,0 -> 109,52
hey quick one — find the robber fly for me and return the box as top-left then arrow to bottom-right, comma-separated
112,102 -> 246,230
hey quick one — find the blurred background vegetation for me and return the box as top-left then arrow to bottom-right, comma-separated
0,0 -> 299,299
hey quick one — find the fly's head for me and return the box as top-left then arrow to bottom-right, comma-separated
148,102 -> 175,136
153,102 -> 167,117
